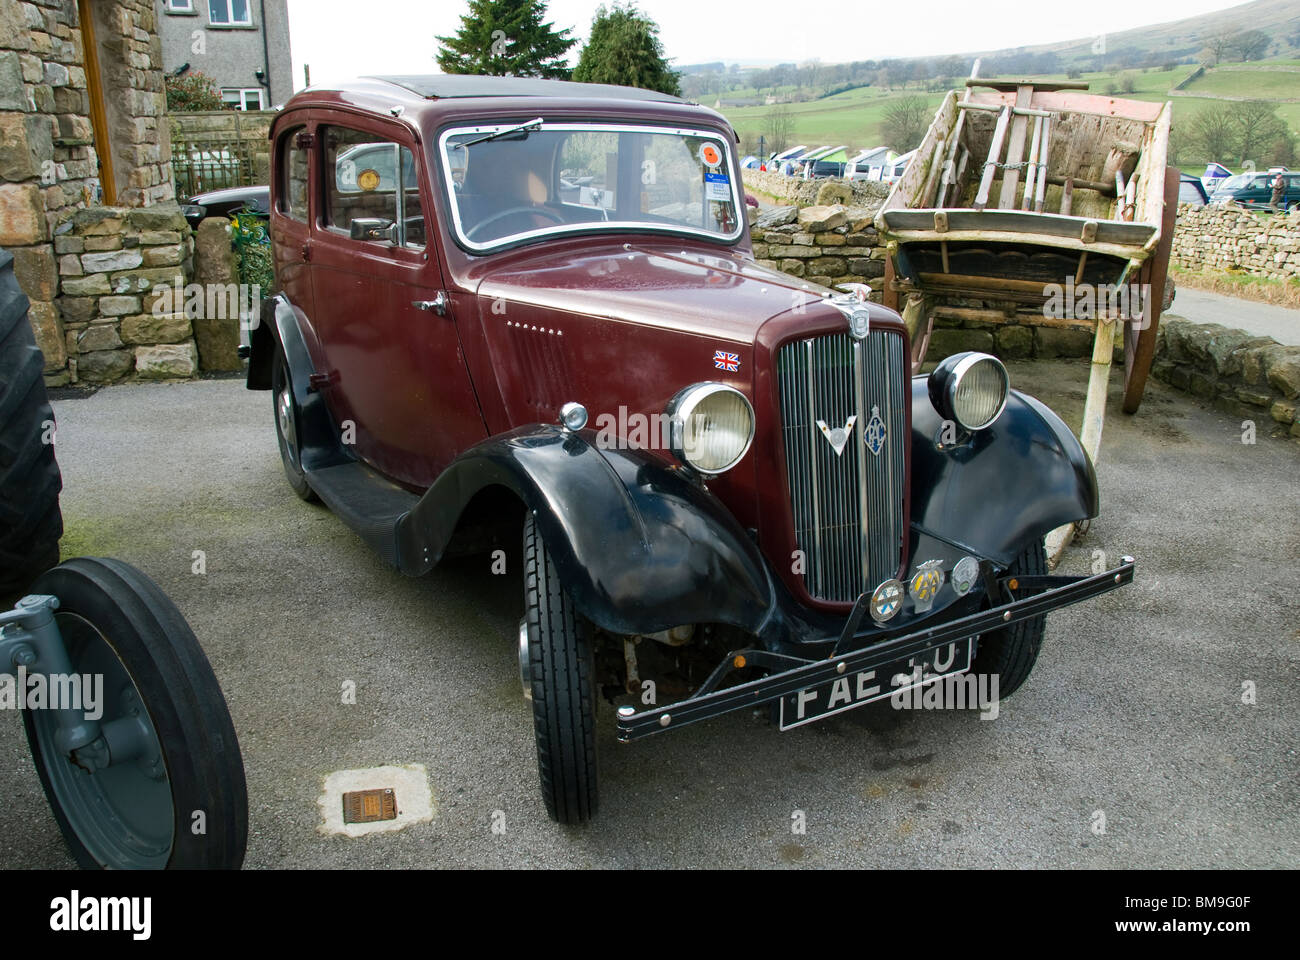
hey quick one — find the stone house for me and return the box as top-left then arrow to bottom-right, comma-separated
0,0 -> 239,386
154,0 -> 292,110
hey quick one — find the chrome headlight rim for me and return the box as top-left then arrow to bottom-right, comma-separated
666,382 -> 756,476
929,351 -> 1010,432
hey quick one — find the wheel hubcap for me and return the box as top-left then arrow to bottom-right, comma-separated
518,617 -> 532,701
277,388 -> 299,467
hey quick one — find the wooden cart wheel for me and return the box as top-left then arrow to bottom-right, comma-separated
1122,165 -> 1180,414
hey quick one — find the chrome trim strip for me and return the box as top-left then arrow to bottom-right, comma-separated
852,339 -> 870,589
804,339 -> 822,591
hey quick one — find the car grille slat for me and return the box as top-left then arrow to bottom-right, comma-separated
778,329 -> 907,602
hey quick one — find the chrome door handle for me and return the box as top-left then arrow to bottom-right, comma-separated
412,293 -> 447,315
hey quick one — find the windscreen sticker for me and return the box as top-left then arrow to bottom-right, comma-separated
705,171 -> 731,202
698,142 -> 723,168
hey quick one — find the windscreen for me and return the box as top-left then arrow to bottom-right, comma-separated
439,122 -> 742,250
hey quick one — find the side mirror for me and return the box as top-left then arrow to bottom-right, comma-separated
350,218 -> 397,243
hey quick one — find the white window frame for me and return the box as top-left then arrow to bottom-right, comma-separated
221,88 -> 264,111
165,0 -> 195,12
208,0 -> 253,26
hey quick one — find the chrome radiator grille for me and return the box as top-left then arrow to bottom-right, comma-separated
777,329 -> 907,602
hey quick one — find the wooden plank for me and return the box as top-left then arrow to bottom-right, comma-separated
973,106 -> 1011,211
881,207 -> 1157,245
1021,116 -> 1043,211
938,59 -> 981,208
1034,117 -> 1052,212
1060,177 -> 1074,216
966,78 -> 1092,91
78,0 -> 116,205
1046,314 -> 1117,567
998,84 -> 1034,209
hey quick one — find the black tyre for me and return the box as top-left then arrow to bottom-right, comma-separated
969,538 -> 1048,699
0,249 -> 63,598
22,557 -> 248,869
271,348 -> 316,502
522,513 -> 598,823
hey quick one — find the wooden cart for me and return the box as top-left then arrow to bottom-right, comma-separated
876,69 -> 1178,562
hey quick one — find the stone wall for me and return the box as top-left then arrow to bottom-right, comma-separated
1,0 -> 101,383
0,0 -> 212,385
743,169 -> 889,207
1152,318 -> 1300,439
1172,203 -> 1300,282
84,0 -> 174,207
54,204 -> 198,383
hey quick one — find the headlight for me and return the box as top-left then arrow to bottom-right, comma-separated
928,352 -> 1009,431
666,383 -> 755,475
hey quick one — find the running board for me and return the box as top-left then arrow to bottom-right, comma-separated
304,462 -> 418,569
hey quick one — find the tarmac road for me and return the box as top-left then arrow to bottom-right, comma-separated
1,360 -> 1296,869
1170,286 -> 1300,346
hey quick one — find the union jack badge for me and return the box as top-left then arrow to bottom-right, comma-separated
713,350 -> 739,372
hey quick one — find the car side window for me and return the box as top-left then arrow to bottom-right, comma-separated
279,126 -> 309,222
323,126 -> 425,249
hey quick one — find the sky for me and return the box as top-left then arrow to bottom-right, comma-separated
284,0 -> 1255,93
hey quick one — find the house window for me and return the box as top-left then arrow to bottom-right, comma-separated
165,0 -> 195,11
222,88 -> 264,111
208,0 -> 252,25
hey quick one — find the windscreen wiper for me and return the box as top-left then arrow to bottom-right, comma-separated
462,117 -> 544,148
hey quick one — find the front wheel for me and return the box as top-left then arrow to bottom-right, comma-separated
522,513 -> 598,824
271,349 -> 316,502
969,538 -> 1048,699
22,557 -> 248,869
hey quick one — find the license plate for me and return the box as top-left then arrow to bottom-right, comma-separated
778,638 -> 973,730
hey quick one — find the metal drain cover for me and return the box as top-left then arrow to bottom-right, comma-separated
342,788 -> 397,824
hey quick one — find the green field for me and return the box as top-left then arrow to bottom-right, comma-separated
1182,65 -> 1300,99
720,63 -> 1300,165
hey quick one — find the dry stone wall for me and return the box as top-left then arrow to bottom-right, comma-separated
1152,318 -> 1300,440
1172,203 -> 1300,282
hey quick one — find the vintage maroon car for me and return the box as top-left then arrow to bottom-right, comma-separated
247,75 -> 1133,823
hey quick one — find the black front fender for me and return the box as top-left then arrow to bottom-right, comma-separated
398,427 -> 778,638
909,381 -> 1098,566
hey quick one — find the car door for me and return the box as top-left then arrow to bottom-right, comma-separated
309,117 -> 488,488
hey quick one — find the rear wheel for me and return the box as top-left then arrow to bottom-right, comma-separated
970,538 -> 1048,699
0,250 -> 63,600
271,349 -> 316,502
522,513 -> 598,824
22,557 -> 248,868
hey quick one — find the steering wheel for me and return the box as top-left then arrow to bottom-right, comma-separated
466,205 -> 564,241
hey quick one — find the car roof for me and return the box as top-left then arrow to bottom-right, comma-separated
368,74 -> 687,104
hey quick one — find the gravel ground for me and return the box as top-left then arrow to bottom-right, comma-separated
1,360 -> 1295,869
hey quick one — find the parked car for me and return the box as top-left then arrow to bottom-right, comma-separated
181,184 -> 270,229
810,159 -> 845,179
1178,173 -> 1209,206
250,75 -> 1134,823
1209,170 -> 1298,210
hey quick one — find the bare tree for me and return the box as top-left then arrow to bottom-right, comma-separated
883,95 -> 931,151
1233,100 -> 1288,165
1232,29 -> 1269,61
763,105 -> 794,156
1187,103 -> 1237,160
1201,26 -> 1239,65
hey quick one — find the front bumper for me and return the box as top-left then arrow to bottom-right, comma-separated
615,557 -> 1135,742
